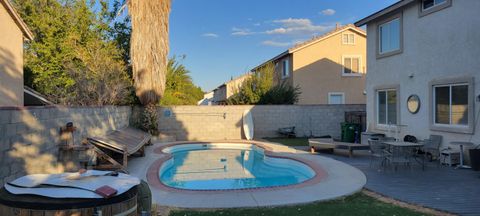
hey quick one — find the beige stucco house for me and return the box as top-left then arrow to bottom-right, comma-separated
212,73 -> 251,104
252,24 -> 367,105
198,91 -> 214,106
0,0 -> 33,106
356,0 -> 480,150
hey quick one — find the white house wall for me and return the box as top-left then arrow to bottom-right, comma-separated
366,1 -> 480,151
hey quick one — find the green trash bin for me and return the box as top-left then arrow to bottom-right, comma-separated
341,123 -> 360,143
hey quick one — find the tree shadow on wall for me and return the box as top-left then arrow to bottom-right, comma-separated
0,47 -> 23,106
1,105 -> 131,183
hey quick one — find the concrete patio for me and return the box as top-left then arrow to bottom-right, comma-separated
127,141 -> 366,208
295,147 -> 480,216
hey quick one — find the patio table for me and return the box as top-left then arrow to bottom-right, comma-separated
383,141 -> 425,170
383,141 -> 423,147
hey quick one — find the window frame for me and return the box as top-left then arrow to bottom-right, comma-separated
429,76 -> 474,134
419,0 -> 452,17
328,92 -> 345,105
341,55 -> 363,76
374,85 -> 400,129
376,13 -> 403,59
342,33 -> 355,45
281,59 -> 290,79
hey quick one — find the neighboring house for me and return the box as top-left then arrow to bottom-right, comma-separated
0,0 -> 34,106
197,91 -> 214,106
356,0 -> 480,147
252,24 -> 367,105
212,73 -> 251,104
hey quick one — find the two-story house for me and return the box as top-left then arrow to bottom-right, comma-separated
198,91 -> 214,106
356,0 -> 480,149
0,0 -> 33,106
252,24 -> 367,105
212,73 -> 251,104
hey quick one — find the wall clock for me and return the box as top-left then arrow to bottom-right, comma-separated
407,94 -> 420,114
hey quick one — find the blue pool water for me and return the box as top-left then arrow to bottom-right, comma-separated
159,144 -> 315,190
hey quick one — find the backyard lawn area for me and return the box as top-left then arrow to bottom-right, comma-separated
169,193 -> 427,216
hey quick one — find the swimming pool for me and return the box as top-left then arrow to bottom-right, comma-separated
158,143 -> 315,190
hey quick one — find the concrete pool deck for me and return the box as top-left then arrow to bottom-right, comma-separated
127,140 -> 366,208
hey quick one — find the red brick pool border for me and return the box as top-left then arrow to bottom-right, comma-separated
146,140 -> 328,194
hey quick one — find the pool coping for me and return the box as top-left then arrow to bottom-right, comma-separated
146,140 -> 328,193
127,140 -> 367,208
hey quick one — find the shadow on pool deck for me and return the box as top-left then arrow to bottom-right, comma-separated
293,146 -> 480,216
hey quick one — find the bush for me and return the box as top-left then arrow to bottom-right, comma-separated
141,104 -> 159,136
258,82 -> 301,105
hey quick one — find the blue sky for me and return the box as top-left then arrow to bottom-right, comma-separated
169,0 -> 398,92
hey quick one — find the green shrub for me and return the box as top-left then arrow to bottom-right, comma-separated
258,82 -> 301,105
226,60 -> 301,105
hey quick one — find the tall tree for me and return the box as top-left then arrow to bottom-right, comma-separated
126,0 -> 171,105
161,56 -> 204,105
12,0 -> 133,105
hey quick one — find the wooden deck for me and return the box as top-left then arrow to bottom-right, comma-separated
296,147 -> 480,216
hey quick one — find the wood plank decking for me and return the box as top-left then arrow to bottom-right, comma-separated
301,148 -> 480,216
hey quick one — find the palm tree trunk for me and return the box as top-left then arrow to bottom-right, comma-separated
128,0 -> 171,105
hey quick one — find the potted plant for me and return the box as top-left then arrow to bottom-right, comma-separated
469,145 -> 480,171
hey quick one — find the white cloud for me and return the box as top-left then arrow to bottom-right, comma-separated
231,27 -> 255,36
201,33 -> 219,38
231,18 -> 335,39
261,40 -> 291,47
320,9 -> 336,16
265,28 -> 287,34
265,18 -> 333,35
273,18 -> 312,28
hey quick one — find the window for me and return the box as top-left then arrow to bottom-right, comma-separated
377,89 -> 397,125
379,18 -> 401,55
328,92 -> 345,104
430,77 -> 474,134
342,33 -> 355,45
433,83 -> 468,126
422,0 -> 446,11
282,59 -> 290,78
420,0 -> 451,16
342,55 -> 361,75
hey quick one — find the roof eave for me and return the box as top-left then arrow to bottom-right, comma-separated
355,0 -> 415,26
288,26 -> 366,53
1,0 -> 34,40
251,50 -> 289,72
24,86 -> 53,105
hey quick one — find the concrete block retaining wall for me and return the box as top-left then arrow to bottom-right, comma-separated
153,105 -> 366,141
0,106 -> 131,186
0,104 -> 365,185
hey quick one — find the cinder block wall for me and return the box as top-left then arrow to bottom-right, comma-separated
0,106 -> 131,185
0,105 -> 364,185
155,105 -> 366,141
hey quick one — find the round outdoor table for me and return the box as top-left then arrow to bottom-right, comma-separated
450,141 -> 474,169
0,186 -> 138,215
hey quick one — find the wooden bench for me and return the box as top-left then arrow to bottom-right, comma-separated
87,127 -> 151,170
308,138 -> 369,158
